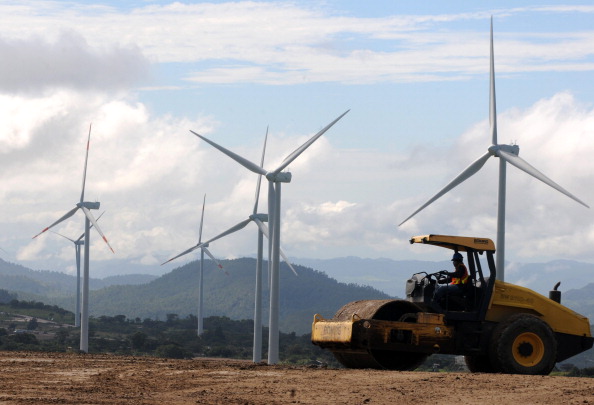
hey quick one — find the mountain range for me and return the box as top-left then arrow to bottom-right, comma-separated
0,257 -> 390,335
1,256 -> 593,335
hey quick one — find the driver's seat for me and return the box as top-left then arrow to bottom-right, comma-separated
435,276 -> 478,312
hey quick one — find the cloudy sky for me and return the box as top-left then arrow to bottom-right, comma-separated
2,0 -> 594,276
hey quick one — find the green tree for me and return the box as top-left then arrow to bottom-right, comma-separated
55,328 -> 69,345
130,331 -> 147,350
114,315 -> 127,323
155,344 -> 189,359
26,318 -> 38,330
11,332 -> 38,345
0,289 -> 17,304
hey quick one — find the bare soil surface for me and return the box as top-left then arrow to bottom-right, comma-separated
0,351 -> 593,404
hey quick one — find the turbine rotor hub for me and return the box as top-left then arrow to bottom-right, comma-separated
266,172 -> 292,183
489,143 -> 519,156
251,213 -> 268,222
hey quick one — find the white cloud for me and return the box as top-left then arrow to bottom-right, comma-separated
17,237 -> 50,262
2,2 -> 594,85
0,32 -> 148,92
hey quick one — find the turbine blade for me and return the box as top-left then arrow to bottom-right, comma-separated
201,246 -> 225,271
95,210 -> 106,222
80,124 -> 92,203
399,152 -> 492,226
490,17 -> 498,145
33,207 -> 79,238
76,210 -> 105,242
198,194 -> 206,243
272,110 -> 350,175
161,243 -> 202,265
49,230 -> 76,243
81,207 -> 115,253
253,127 -> 268,215
201,218 -> 252,246
190,130 -> 267,176
496,149 -> 589,208
279,247 -> 298,276
254,218 -> 297,276
252,217 -> 270,239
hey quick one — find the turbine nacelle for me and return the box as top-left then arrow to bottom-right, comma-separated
489,144 -> 519,156
266,172 -> 292,183
77,201 -> 100,210
250,213 -> 268,222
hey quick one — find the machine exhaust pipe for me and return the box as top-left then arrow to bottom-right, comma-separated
549,281 -> 561,304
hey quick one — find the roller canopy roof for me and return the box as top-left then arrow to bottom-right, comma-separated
410,234 -> 496,253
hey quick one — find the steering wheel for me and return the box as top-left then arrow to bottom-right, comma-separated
434,270 -> 450,284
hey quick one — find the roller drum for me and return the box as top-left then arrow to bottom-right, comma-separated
330,299 -> 429,370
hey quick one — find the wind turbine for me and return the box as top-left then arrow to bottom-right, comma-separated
196,128 -> 298,363
33,124 -> 114,352
161,194 -> 224,335
50,211 -> 105,328
191,110 -> 349,364
399,18 -> 588,281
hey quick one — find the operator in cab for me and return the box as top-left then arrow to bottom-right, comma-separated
432,252 -> 469,311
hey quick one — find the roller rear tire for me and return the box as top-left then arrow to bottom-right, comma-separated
464,355 -> 498,373
489,314 -> 556,375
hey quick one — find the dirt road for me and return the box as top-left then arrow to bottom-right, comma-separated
0,351 -> 593,404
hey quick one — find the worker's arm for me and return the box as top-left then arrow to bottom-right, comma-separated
448,264 -> 466,279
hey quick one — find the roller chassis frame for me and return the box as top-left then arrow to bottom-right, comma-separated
313,312 -> 497,357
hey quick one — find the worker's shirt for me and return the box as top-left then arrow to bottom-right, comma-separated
450,262 -> 469,285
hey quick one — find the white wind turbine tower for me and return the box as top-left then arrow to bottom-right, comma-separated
33,124 -> 114,352
196,128 -> 298,363
399,18 -> 588,281
161,194 -> 224,335
191,110 -> 349,364
51,211 -> 105,328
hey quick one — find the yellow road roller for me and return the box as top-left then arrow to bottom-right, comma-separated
311,234 -> 593,374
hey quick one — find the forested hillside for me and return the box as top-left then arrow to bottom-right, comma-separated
0,258 -> 156,297
22,258 -> 390,335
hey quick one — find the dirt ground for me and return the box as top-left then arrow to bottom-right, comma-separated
0,351 -> 593,405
